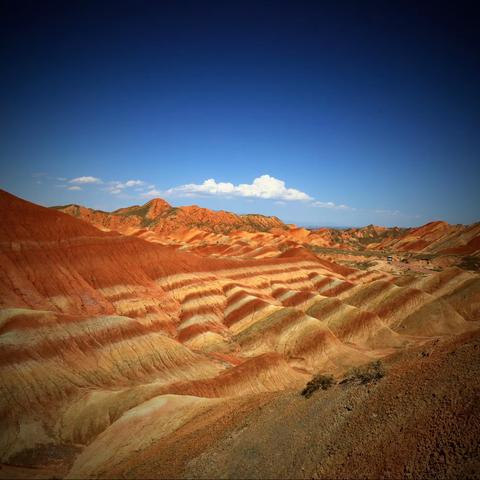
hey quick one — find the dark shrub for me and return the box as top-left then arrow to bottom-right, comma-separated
345,360 -> 385,385
459,256 -> 480,272
301,374 -> 335,398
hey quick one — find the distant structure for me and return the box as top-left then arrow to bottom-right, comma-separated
387,255 -> 393,263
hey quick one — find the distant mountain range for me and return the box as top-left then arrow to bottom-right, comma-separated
52,196 -> 480,256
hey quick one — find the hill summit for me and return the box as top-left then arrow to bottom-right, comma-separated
53,197 -> 286,234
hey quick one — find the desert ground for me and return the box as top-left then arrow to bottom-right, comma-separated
1,190 -> 479,479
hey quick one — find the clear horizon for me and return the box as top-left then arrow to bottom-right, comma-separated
8,186 -> 471,230
1,1 -> 479,227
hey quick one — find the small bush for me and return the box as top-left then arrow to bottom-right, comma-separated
345,360 -> 385,385
458,256 -> 480,272
301,374 -> 335,398
356,261 -> 375,270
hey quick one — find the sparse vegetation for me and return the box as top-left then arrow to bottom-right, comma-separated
458,256 -> 480,272
301,373 -> 335,398
115,204 -> 149,218
343,360 -> 385,385
355,260 -> 375,270
309,245 -> 396,259
357,236 -> 381,246
115,204 -> 160,226
331,233 -> 342,244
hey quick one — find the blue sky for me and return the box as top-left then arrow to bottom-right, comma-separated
1,0 -> 479,227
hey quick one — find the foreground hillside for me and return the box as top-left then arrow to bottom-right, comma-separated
1,189 -> 479,479
186,330 -> 480,479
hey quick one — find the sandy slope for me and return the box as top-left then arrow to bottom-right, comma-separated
186,331 -> 480,480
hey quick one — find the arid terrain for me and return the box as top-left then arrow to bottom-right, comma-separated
1,189 -> 479,479
53,198 -> 480,272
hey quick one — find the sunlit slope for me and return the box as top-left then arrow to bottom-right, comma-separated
54,198 -> 480,258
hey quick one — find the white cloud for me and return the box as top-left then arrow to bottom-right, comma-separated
69,176 -> 103,184
124,180 -> 145,187
105,179 -> 146,194
59,174 -> 356,213
164,175 -> 312,202
311,201 -> 350,210
141,188 -> 162,198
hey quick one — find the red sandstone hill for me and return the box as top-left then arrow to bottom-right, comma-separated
54,197 -> 480,258
307,221 -> 480,255
53,197 -> 286,235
